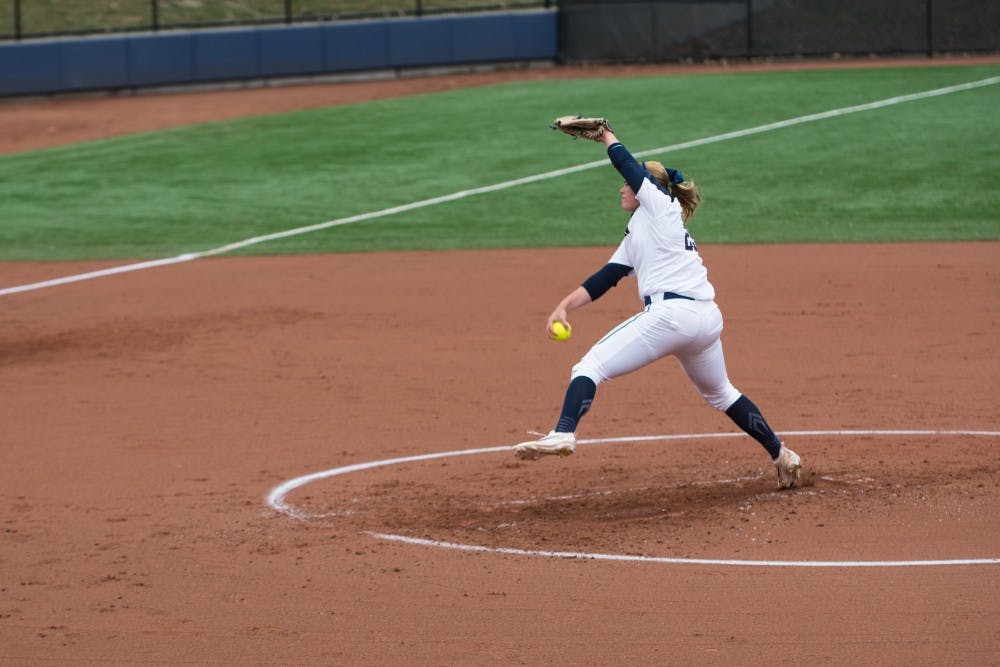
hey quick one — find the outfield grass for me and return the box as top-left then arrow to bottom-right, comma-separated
0,64 -> 998,261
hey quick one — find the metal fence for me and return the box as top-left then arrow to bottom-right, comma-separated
0,0 -> 551,40
558,0 -> 998,61
3,0 -> 995,57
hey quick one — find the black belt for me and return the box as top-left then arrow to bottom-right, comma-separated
643,292 -> 694,306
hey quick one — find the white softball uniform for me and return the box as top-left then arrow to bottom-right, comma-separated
571,178 -> 742,411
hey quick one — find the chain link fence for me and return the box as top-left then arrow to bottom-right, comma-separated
2,0 -> 994,57
557,0 -> 997,61
0,0 -> 551,40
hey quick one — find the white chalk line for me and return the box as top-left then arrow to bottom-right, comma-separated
366,532 -> 999,568
266,429 -> 1000,568
266,428 -> 997,517
3,75 -> 998,297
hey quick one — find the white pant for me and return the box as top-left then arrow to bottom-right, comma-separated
571,299 -> 741,411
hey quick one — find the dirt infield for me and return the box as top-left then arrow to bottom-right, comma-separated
1,60 -> 999,664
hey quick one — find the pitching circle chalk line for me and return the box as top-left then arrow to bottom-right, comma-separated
266,429 -> 1000,568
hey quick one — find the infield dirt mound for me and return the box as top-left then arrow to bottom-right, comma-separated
281,431 -> 998,562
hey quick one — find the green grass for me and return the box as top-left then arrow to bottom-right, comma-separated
0,64 -> 998,261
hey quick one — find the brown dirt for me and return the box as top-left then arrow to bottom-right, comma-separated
1,57 -> 998,664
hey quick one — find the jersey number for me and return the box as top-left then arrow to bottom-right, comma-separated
684,232 -> 698,251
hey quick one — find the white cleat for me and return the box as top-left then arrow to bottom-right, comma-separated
775,444 -> 802,489
513,431 -> 576,461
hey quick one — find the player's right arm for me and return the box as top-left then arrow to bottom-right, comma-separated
547,286 -> 591,335
546,262 -> 632,335
583,262 -> 632,300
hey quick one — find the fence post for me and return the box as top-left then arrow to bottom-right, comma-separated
14,0 -> 22,39
151,0 -> 159,31
416,0 -> 424,16
925,0 -> 934,57
285,0 -> 293,24
746,0 -> 753,58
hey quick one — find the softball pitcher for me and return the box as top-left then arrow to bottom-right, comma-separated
514,122 -> 802,490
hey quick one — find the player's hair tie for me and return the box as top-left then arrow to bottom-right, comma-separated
642,162 -> 686,194
643,162 -> 685,185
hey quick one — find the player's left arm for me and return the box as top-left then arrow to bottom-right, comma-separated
602,130 -> 646,193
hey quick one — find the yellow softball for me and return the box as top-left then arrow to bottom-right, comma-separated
550,321 -> 572,342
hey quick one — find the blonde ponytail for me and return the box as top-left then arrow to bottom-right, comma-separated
644,160 -> 702,223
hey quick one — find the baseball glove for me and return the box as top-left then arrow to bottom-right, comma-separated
550,115 -> 610,141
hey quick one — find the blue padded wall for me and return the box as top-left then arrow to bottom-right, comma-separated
60,37 -> 130,91
128,32 -> 195,87
192,28 -> 259,82
452,14 -> 518,62
259,24 -> 327,77
323,21 -> 389,72
510,11 -> 559,59
387,18 -> 454,67
0,40 -> 61,95
0,10 -> 557,97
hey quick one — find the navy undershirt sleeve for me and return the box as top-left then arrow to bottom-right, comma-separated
582,262 -> 633,301
608,142 -> 646,194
